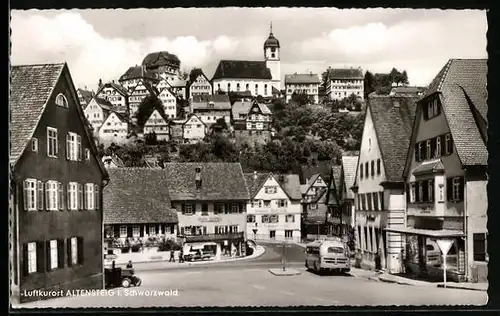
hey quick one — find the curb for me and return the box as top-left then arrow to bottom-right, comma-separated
269,268 -> 302,276
437,284 -> 487,292
106,245 -> 266,268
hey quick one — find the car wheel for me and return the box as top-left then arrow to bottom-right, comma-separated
313,261 -> 319,274
121,278 -> 131,288
135,278 -> 142,286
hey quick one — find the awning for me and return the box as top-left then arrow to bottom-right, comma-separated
384,227 -> 465,238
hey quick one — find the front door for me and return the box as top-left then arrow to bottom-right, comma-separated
269,230 -> 276,239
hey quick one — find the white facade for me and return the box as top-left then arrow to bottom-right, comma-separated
84,98 -> 108,135
158,88 -> 177,119
327,78 -> 364,101
98,112 -> 129,146
189,74 -> 212,99
246,175 -> 301,242
264,46 -> 281,91
183,114 -> 206,143
303,176 -> 327,203
144,109 -> 170,141
285,82 -> 320,104
212,79 -> 274,97
128,81 -> 151,118
96,86 -> 127,108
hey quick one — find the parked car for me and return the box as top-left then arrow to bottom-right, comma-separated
184,249 -> 212,262
105,267 -> 142,289
426,240 -> 458,267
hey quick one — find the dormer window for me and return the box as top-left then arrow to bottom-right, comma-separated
55,93 -> 68,108
424,98 -> 441,120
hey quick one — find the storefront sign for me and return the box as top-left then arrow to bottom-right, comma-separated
198,217 -> 221,222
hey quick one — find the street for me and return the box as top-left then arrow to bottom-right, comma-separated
15,243 -> 487,308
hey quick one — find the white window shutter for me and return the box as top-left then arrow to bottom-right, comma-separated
58,182 -> 64,210
66,133 -> 70,160
77,135 -> 82,161
67,184 -> 71,211
94,184 -> 99,211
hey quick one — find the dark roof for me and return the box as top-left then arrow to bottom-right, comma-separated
341,156 -> 359,200
142,51 -> 181,68
232,100 -> 271,118
422,59 -> 488,166
312,188 -> 328,203
244,172 -> 271,197
300,161 -> 333,185
97,82 -> 129,97
369,94 -> 419,182
192,94 -> 231,110
145,109 -> 170,125
276,174 -> 302,200
103,168 -> 178,224
285,73 -> 320,84
164,163 -> 250,201
188,68 -> 210,86
93,96 -> 114,110
119,66 -> 158,82
264,32 -> 280,48
327,68 -> 364,79
212,60 -> 272,80
390,86 -> 425,95
10,63 -> 65,163
78,89 -> 94,105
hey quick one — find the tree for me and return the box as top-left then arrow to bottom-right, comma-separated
176,98 -> 188,119
400,70 -> 409,85
135,94 -> 165,128
321,70 -> 329,90
145,132 -> 158,145
290,92 -> 312,106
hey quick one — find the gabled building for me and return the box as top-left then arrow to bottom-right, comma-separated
84,97 -> 113,136
10,63 -> 109,304
301,171 -> 334,240
301,173 -> 328,203
144,109 -> 171,141
326,67 -> 364,101
182,113 -> 207,143
389,86 -> 426,98
169,79 -> 187,100
392,59 -> 488,282
77,88 -> 94,109
98,111 -> 130,146
191,94 -> 232,128
187,68 -> 212,99
244,172 -> 302,242
284,73 -> 321,104
127,80 -> 158,119
118,65 -> 159,92
351,94 -> 419,272
212,26 -> 281,96
95,81 -> 128,110
164,163 -> 250,258
155,87 -> 176,120
103,168 -> 178,257
338,155 -> 359,237
102,154 -> 125,169
142,51 -> 181,82
232,99 -> 272,145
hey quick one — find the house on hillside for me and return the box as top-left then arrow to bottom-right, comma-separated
182,113 -> 207,143
164,163 -> 250,258
98,111 -> 130,147
142,51 -> 182,82
77,88 -> 94,108
244,172 -> 302,242
326,67 -> 364,101
144,109 -> 171,141
392,59 -> 488,282
157,87 -> 177,119
351,93 -> 419,272
119,65 -> 159,92
285,73 -> 321,104
232,99 -> 272,146
187,69 -> 212,99
95,81 -> 128,110
103,168 -> 178,260
10,63 -> 109,304
127,80 -> 158,120
191,94 -> 232,129
168,78 -> 187,100
84,97 -> 113,136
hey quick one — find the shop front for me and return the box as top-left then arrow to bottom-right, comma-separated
180,232 -> 246,260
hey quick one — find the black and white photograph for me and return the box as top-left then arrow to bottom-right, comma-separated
9,7 -> 489,308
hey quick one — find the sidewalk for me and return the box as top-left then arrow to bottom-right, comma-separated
371,272 -> 488,291
106,245 -> 265,271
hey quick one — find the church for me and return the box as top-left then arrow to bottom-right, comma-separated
211,24 -> 281,97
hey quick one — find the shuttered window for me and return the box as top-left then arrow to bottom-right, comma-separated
23,179 -> 37,211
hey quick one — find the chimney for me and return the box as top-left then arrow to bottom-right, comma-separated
253,170 -> 257,180
195,167 -> 202,189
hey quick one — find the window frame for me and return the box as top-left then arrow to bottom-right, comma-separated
452,177 -> 461,201
47,127 -> 58,158
119,225 -> 127,238
68,182 -> 78,210
24,178 -> 38,211
285,214 -> 295,223
31,138 -> 38,152
27,242 -> 37,274
426,140 -> 431,160
71,237 -> 78,265
184,203 -> 193,215
55,93 -> 69,108
49,239 -> 58,270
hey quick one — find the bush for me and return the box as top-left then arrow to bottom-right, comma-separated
158,239 -> 182,252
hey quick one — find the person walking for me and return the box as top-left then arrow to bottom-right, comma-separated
179,248 -> 185,263
374,250 -> 382,272
399,249 -> 406,274
169,249 -> 175,262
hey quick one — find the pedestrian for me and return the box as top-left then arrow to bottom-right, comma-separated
169,249 -> 175,262
179,248 -> 184,263
399,249 -> 406,274
126,260 -> 133,269
374,250 -> 381,272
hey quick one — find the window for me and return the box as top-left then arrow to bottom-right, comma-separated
277,199 -> 287,208
85,183 -> 95,210
231,203 -> 239,213
365,162 -> 368,177
264,84 -> 268,95
473,233 -> 487,262
247,215 -> 256,223
261,215 -> 270,223
184,204 -> 193,215
201,204 -> 208,216
31,138 -> 38,152
66,132 -> 82,161
264,186 -> 277,194
255,84 -> 258,95
269,230 -> 276,239
50,240 -> 58,270
436,137 -> 441,157
270,215 -> 279,223
237,83 -> 240,92
285,214 -> 295,223
426,140 -> 431,160
285,230 -> 293,239
376,159 -> 381,175
55,93 -> 68,107
418,182 -> 424,202
85,148 -> 91,160
416,142 -> 422,162
428,180 -> 434,202
452,177 -> 461,201
371,161 -> 375,176
23,179 -> 37,211
410,183 -> 416,203
70,237 -> 78,265
445,134 -> 453,155
45,180 -> 59,211
373,193 -> 379,211
309,203 -> 318,210
27,242 -> 37,274
120,225 -> 127,238
132,225 -> 140,237
67,182 -> 78,210
360,163 -> 364,178
47,127 -> 58,157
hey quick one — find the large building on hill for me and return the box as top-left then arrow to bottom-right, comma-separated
285,73 -> 321,104
142,51 -> 181,83
326,67 -> 364,101
212,25 -> 281,97
119,65 -> 160,92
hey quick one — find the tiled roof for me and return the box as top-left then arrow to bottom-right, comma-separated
164,163 -> 250,201
331,165 -> 342,195
94,96 -> 114,110
264,32 -> 280,48
232,100 -> 272,119
285,73 -> 320,84
341,156 -> 359,200
312,188 -> 327,203
10,63 -> 65,163
170,79 -> 187,88
369,94 -> 419,182
192,94 -> 231,110
212,60 -> 272,80
300,161 -> 333,185
188,68 -> 210,86
103,168 -> 178,224
390,86 -> 425,95
412,159 -> 445,176
119,66 -> 158,82
142,51 -> 181,68
97,82 -> 129,97
327,68 -> 363,79
145,109 -> 170,126
244,172 -> 270,198
78,88 -> 94,105
424,59 -> 488,166
276,174 -> 302,200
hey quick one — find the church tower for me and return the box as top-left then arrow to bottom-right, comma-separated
264,22 -> 281,91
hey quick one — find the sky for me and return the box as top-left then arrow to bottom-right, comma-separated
10,8 -> 487,92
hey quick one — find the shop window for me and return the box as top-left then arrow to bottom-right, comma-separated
473,233 -> 487,261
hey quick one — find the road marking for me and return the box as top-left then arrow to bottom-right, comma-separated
252,284 -> 266,290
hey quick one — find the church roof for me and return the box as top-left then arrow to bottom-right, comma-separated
264,30 -> 280,48
212,60 -> 273,81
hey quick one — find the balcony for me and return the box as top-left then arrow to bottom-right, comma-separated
182,232 -> 245,243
